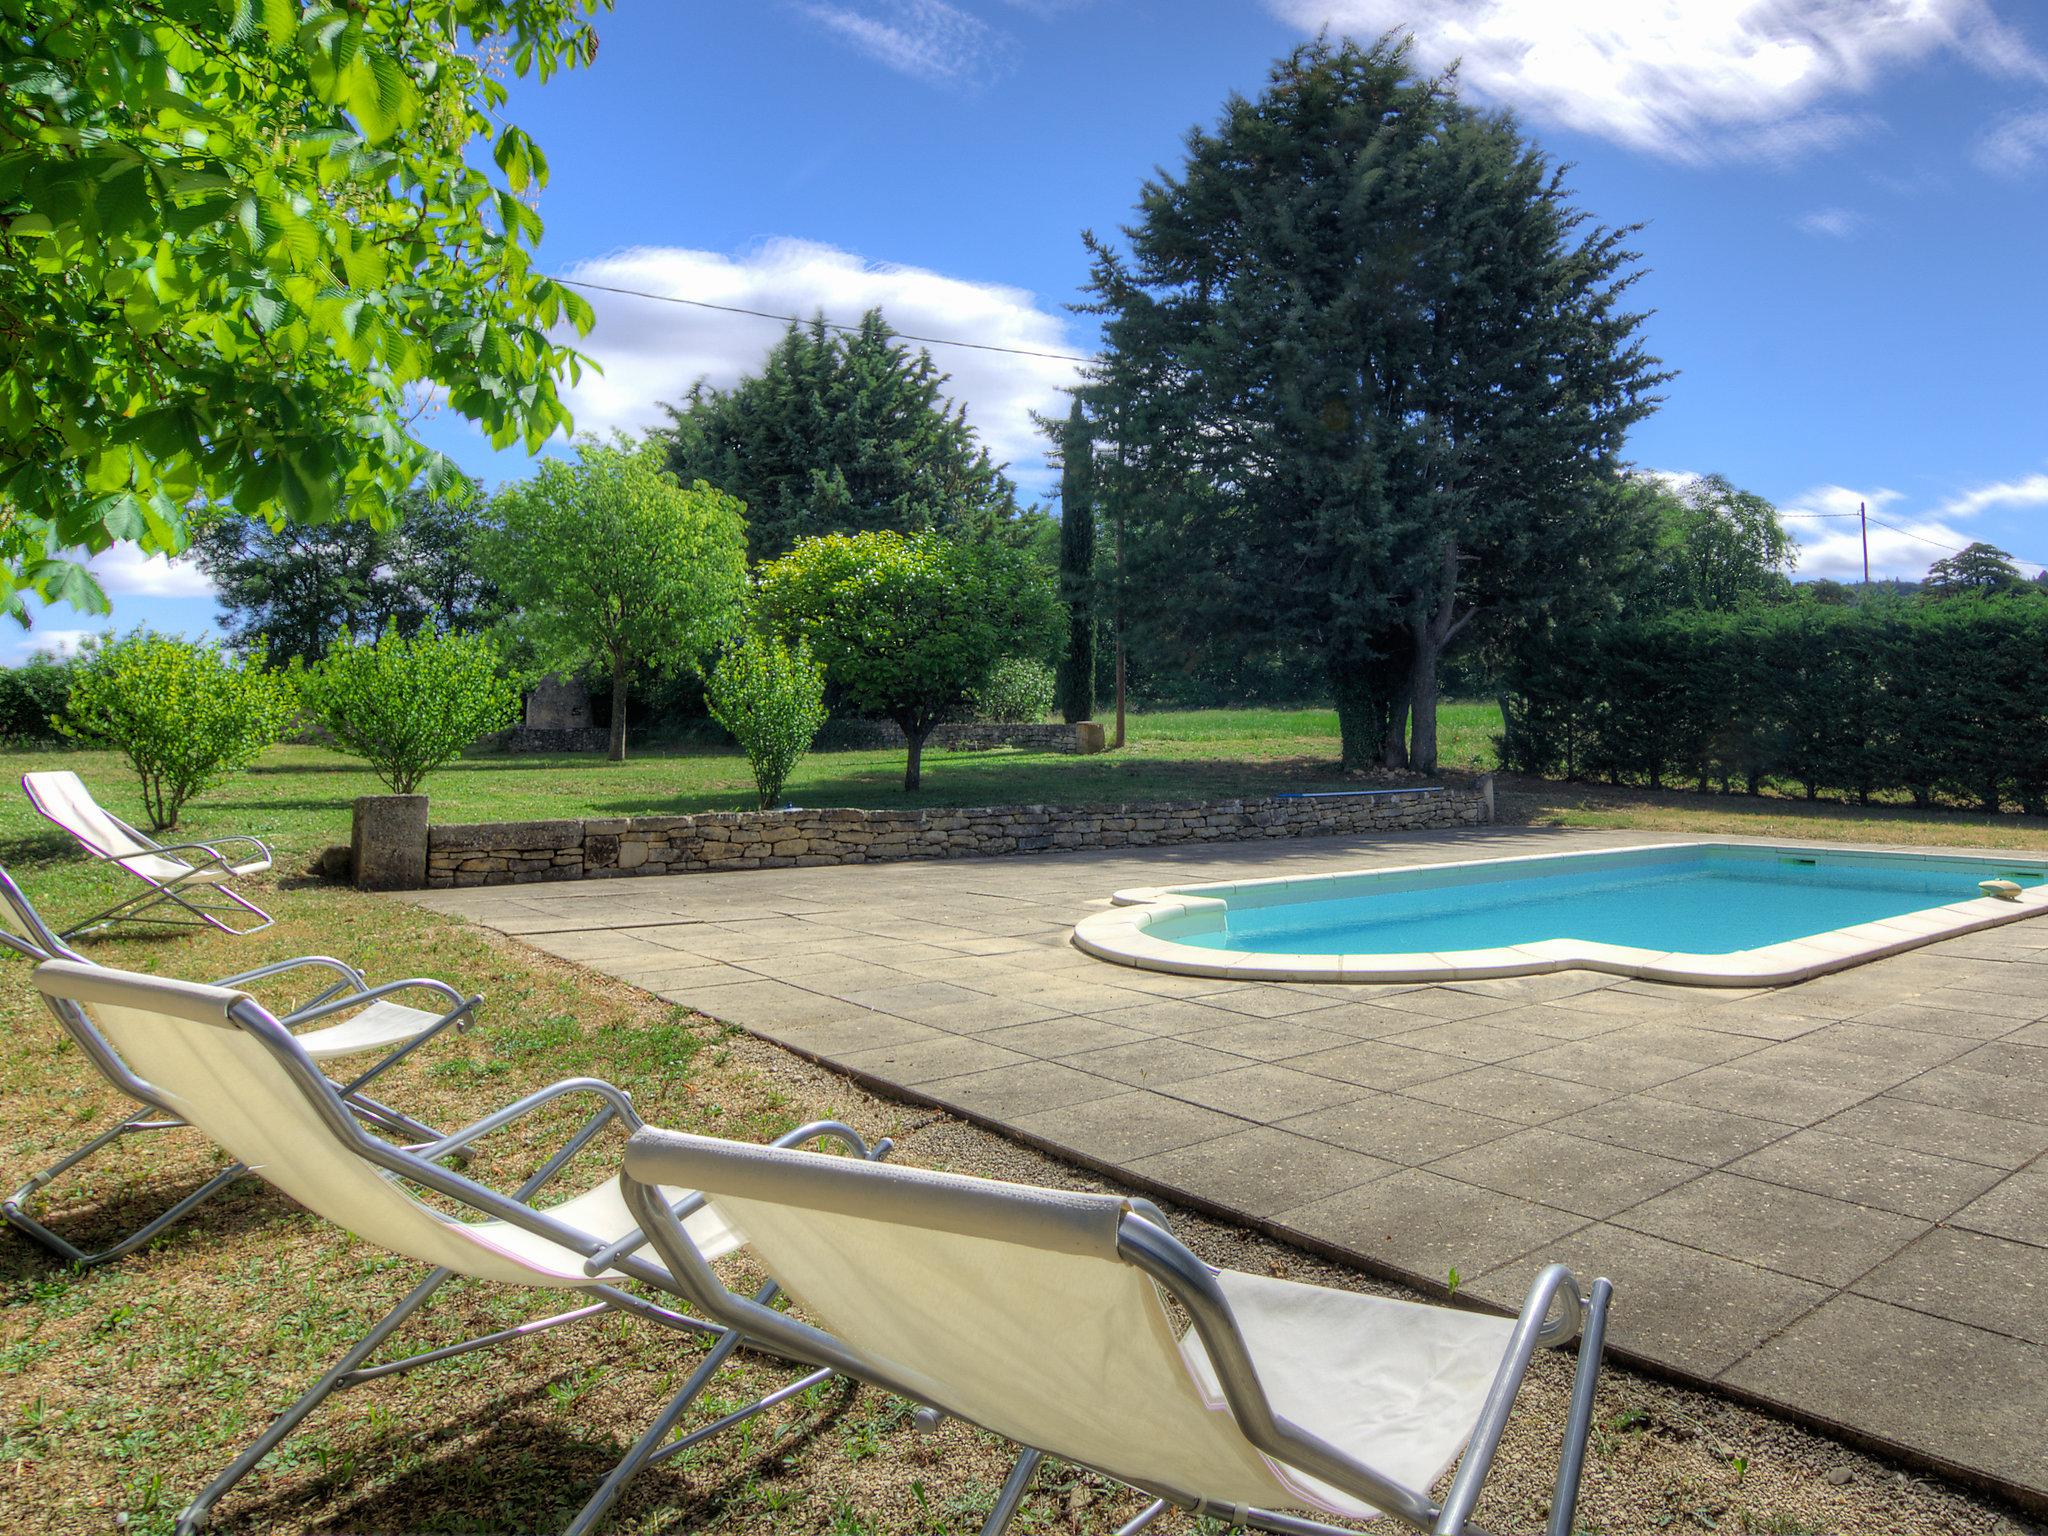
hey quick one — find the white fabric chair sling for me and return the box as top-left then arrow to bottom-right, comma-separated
27,960 -> 887,1536
0,864 -> 479,1267
620,1129 -> 1615,1536
23,770 -> 275,937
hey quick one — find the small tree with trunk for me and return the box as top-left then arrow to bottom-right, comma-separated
1053,400 -> 1097,722
484,437 -> 748,761
755,531 -> 1061,790
59,633 -> 296,829
1923,542 -> 2031,598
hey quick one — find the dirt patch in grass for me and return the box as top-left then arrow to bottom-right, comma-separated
0,885 -> 2040,1536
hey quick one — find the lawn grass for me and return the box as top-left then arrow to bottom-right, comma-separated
0,715 -> 2040,1534
9,698 -> 2044,933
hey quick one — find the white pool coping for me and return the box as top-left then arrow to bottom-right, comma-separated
1071,839 -> 2048,987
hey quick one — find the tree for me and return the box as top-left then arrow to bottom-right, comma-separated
1924,542 -> 2030,598
299,626 -> 521,793
1054,400 -> 1097,722
191,486 -> 504,663
1081,38 -> 1665,772
0,0 -> 606,620
704,629 -> 827,810
755,531 -> 1061,790
1646,474 -> 1795,611
483,437 -> 747,761
664,311 -> 1031,561
60,632 -> 295,828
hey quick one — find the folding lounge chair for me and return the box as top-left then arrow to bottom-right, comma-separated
621,1129 -> 1615,1536
1,866 -> 480,1266
27,960 -> 888,1536
23,769 -> 276,937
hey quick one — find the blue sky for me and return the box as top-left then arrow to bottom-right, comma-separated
31,0 -> 2048,656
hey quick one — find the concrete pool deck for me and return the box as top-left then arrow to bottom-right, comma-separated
401,825 -> 2048,1512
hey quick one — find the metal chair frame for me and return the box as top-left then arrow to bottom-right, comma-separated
1,869 -> 477,1266
620,1135 -> 1613,1536
23,772 -> 276,937
28,965 -> 889,1535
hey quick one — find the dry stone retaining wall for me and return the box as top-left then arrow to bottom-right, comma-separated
420,784 -> 1489,888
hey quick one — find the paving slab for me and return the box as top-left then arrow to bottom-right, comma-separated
1720,1294 -> 2048,1498
399,823 -> 2048,1509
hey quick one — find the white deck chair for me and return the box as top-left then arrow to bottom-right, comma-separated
27,960 -> 888,1536
23,769 -> 276,936
621,1129 -> 1615,1536
0,865 -> 480,1266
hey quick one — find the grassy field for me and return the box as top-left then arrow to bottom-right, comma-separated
1,712 -> 2043,1534
9,700 -> 2048,934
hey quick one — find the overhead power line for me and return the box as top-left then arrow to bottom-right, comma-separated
1784,509 -> 2047,575
550,277 -> 1095,364
547,279 -> 2048,573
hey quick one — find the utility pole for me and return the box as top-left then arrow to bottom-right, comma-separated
1860,500 -> 1869,585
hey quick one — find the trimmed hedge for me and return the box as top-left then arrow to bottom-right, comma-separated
1500,599 -> 2048,813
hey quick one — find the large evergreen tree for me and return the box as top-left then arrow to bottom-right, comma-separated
191,487 -> 504,664
1054,400 -> 1097,722
665,311 -> 1029,561
1081,38 -> 1665,771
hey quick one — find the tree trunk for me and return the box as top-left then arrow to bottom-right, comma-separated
903,723 -> 927,791
1382,695 -> 1410,771
1406,542 -> 1471,776
1328,657 -> 1383,772
1408,640 -> 1441,773
608,656 -> 629,762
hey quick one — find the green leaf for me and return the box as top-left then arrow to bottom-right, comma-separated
260,0 -> 299,47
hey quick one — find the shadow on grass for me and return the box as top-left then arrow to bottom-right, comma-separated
252,1362 -> 860,1536
581,755 -> 1380,819
1502,773 -> 2048,840
0,1163 -> 299,1286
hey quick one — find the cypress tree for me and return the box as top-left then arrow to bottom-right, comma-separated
1055,400 -> 1097,722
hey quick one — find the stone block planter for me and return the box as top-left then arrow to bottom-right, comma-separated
351,795 -> 429,891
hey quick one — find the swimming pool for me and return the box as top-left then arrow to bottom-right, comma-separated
1072,842 -> 2048,986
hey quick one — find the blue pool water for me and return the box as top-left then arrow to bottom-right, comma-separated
1163,845 -> 2048,957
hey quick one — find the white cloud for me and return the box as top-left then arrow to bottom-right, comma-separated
85,543 -> 215,601
10,627 -> 100,663
1778,482 -> 2048,579
554,239 -> 1084,488
1975,108 -> 2048,175
795,0 -> 1014,87
1268,1 -> 2048,162
1795,206 -> 1868,238
1939,471 -> 2048,517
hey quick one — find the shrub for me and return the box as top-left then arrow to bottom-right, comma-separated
60,634 -> 296,829
971,656 -> 1056,723
1499,596 -> 2048,813
0,652 -> 78,745
299,627 -> 521,794
755,530 -> 1062,790
704,630 -> 828,809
